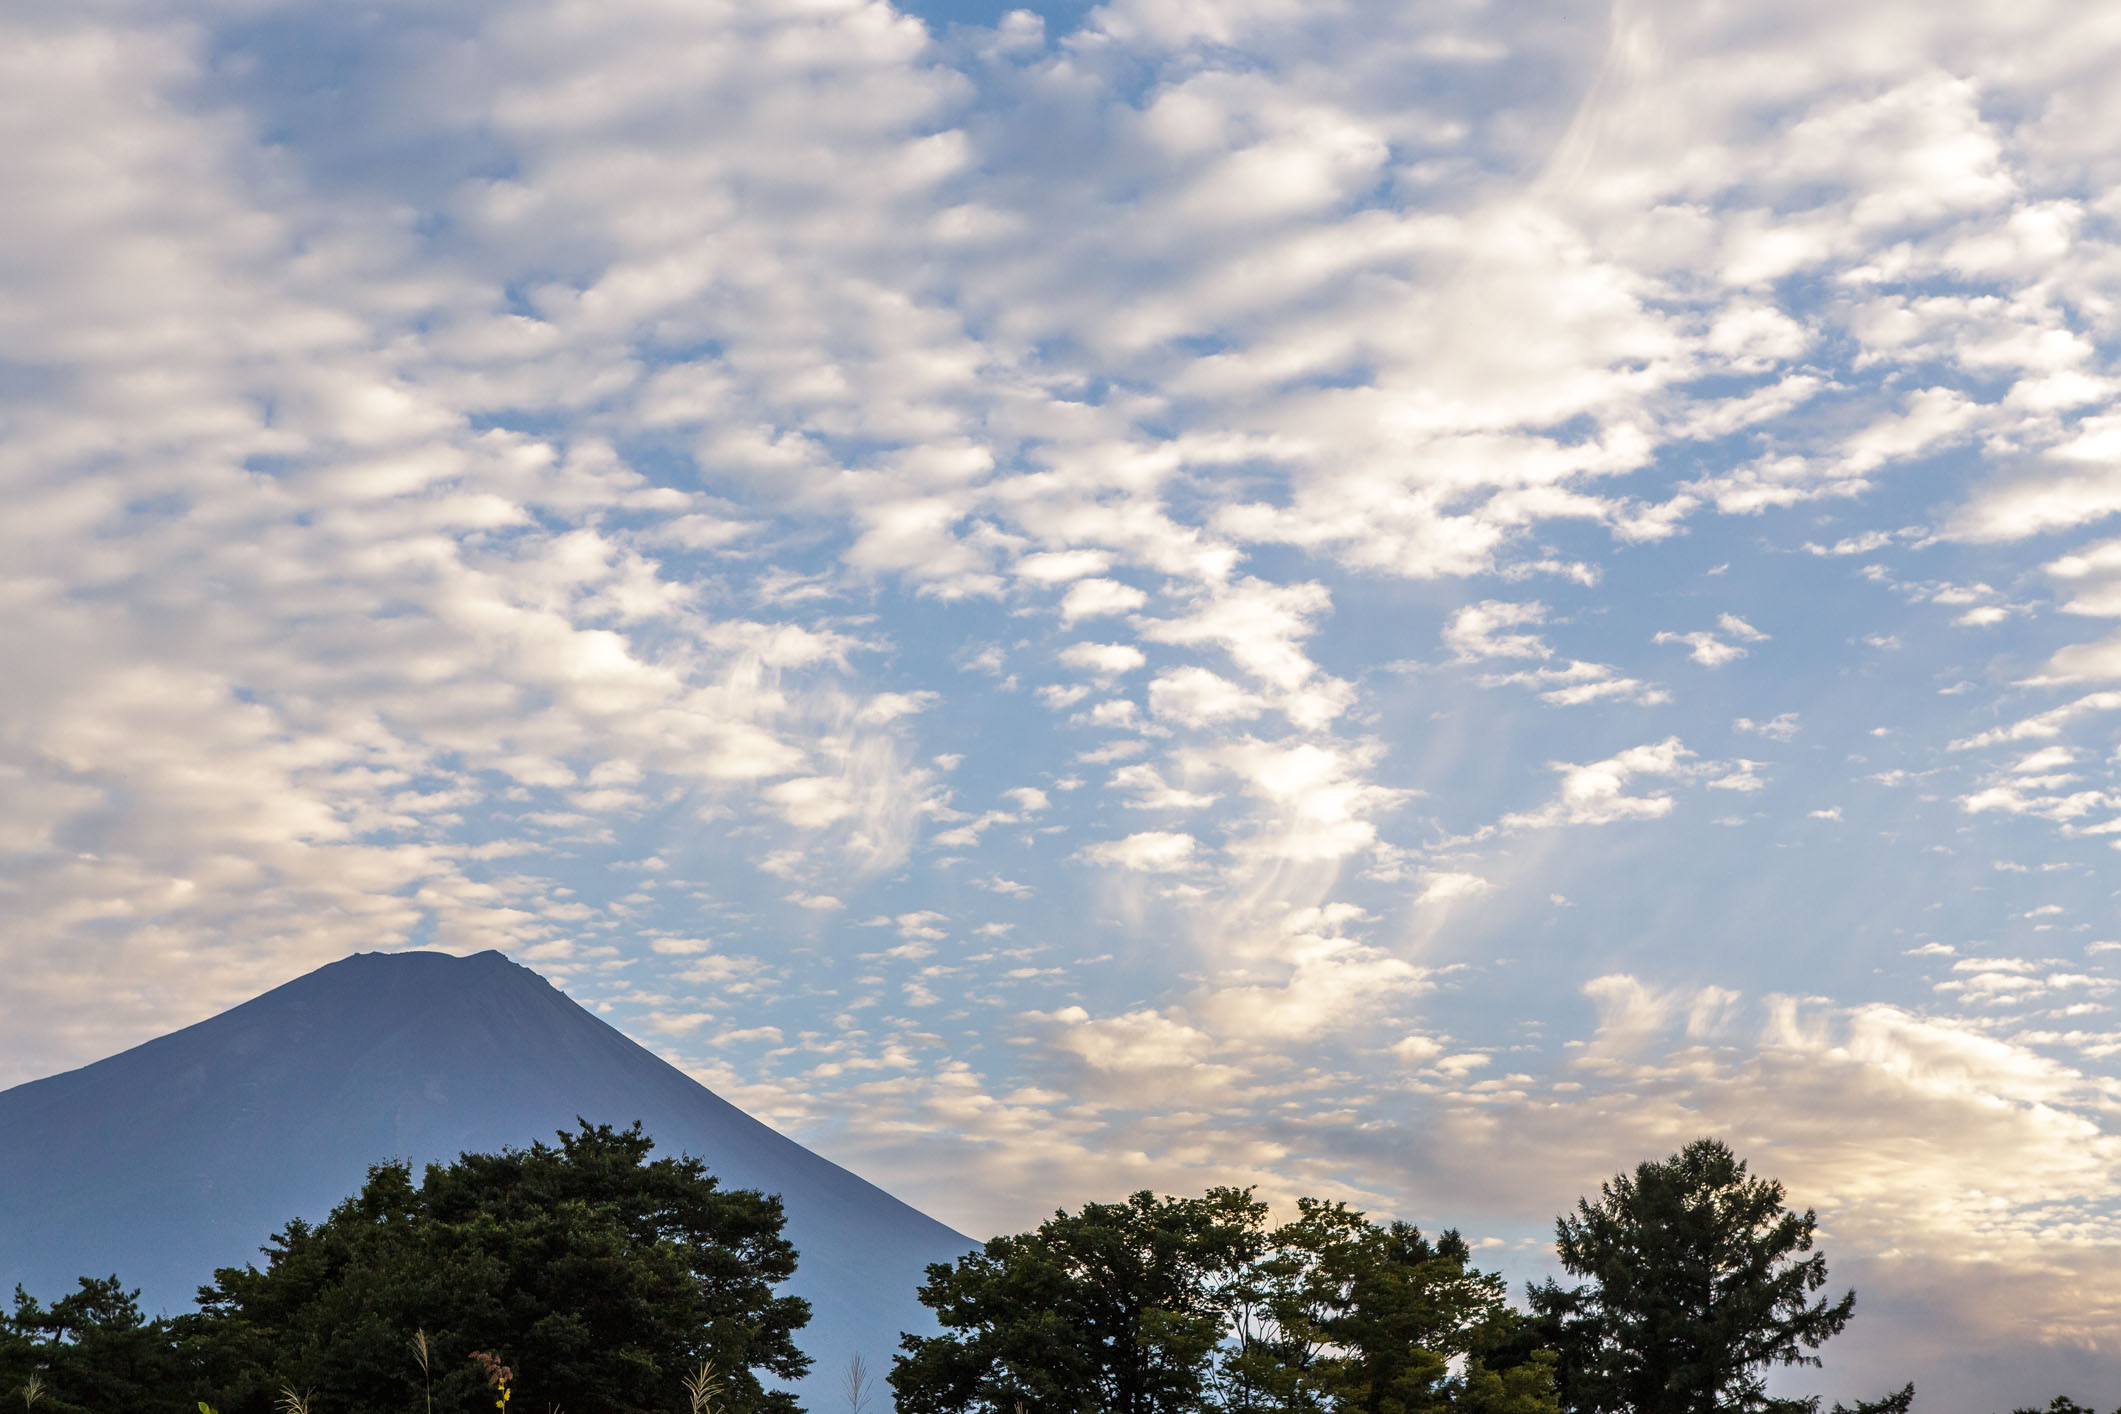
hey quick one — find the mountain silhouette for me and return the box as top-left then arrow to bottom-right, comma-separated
0,949 -> 975,1393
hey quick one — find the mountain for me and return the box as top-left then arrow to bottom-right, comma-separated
0,949 -> 976,1394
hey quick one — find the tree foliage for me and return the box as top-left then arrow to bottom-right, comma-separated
5,1133 -> 1932,1414
1526,1138 -> 1891,1414
890,1188 -> 1557,1414
1220,1199 -> 1555,1414
191,1121 -> 810,1414
892,1187 -> 1261,1414
1,1276 -> 193,1414
1827,1386 -> 1914,1414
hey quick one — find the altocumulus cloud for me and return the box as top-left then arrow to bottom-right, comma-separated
5,0 -> 2121,1406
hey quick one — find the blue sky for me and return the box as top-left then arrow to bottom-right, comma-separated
5,0 -> 2121,1406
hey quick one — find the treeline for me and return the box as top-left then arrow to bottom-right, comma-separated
0,1127 -> 2100,1414
892,1139 -> 1906,1414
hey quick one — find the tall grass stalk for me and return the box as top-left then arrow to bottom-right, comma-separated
840,1354 -> 872,1414
18,1373 -> 42,1413
682,1360 -> 724,1414
410,1329 -> 433,1414
278,1386 -> 315,1414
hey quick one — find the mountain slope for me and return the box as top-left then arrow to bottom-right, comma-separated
0,950 -> 975,1393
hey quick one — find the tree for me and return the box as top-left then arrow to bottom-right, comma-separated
1219,1200 -> 1556,1414
890,1189 -> 1558,1414
0,1296 -> 32,1411
891,1188 -> 1268,1414
1828,1388 -> 1913,1414
1317,1220 -> 1555,1414
189,1120 -> 810,1414
2,1277 -> 187,1414
1527,1138 -> 1900,1414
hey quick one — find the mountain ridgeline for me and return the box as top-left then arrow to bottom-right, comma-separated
0,950 -> 974,1394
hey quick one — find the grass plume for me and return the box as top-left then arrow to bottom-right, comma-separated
841,1354 -> 872,1414
681,1360 -> 723,1414
410,1329 -> 432,1414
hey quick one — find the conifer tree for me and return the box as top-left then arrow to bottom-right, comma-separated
191,1121 -> 809,1414
1527,1138 -> 1904,1414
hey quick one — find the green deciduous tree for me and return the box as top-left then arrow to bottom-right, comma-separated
190,1120 -> 809,1414
1526,1138 -> 1901,1414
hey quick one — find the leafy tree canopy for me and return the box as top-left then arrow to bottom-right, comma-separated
190,1120 -> 810,1414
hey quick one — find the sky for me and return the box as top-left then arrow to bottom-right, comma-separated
4,0 -> 2121,1406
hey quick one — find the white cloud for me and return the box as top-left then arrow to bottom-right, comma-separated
1707,760 -> 1768,792
2026,632 -> 2121,684
1501,738 -> 1702,831
1654,628 -> 1751,667
15,0 -> 2121,1395
1802,530 -> 1894,556
1445,603 -> 1669,706
1060,578 -> 1151,623
1950,418 -> 2121,542
1139,578 -> 1335,693
2043,537 -> 2121,619
1952,693 -> 2121,750
1003,786 -> 1051,813
1076,830 -> 1201,872
1147,666 -> 1267,725
1391,1034 -> 1444,1064
2013,747 -> 2077,774
1415,870 -> 1490,906
1059,641 -> 1150,677
1080,698 -> 1144,730
1197,737 -> 1408,862
1017,549 -> 1112,583
1717,613 -> 1768,642
1045,1006 -> 1218,1075
1444,601 -> 1550,661
1479,660 -> 1671,707
1039,683 -> 1092,710
1110,764 -> 1219,811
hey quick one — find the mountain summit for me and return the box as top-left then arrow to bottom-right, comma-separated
0,949 -> 974,1389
